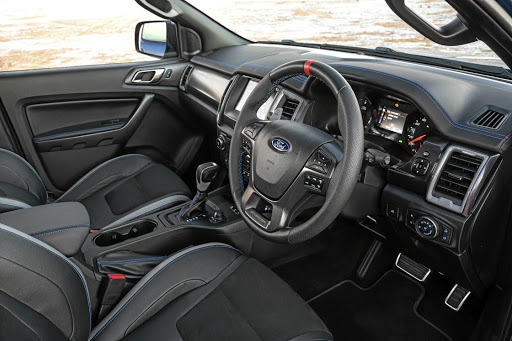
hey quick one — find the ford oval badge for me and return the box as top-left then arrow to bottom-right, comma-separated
271,138 -> 291,152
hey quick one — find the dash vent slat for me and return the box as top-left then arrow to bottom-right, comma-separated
179,65 -> 194,92
472,109 -> 506,129
280,98 -> 300,120
434,152 -> 483,205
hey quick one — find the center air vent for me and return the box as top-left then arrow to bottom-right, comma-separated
434,152 -> 483,205
179,65 -> 194,92
472,109 -> 507,129
281,98 -> 300,120
427,145 -> 495,215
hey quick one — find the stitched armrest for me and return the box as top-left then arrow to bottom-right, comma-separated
0,202 -> 90,256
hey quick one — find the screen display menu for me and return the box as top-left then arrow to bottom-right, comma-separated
377,107 -> 408,134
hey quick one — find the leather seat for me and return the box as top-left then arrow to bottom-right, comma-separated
0,149 -> 191,229
0,224 -> 333,341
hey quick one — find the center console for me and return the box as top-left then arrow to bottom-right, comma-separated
81,186 -> 248,275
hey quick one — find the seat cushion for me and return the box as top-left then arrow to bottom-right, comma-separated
90,243 -> 332,341
57,154 -> 191,229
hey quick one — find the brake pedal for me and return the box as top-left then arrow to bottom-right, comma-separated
445,284 -> 470,311
395,253 -> 431,282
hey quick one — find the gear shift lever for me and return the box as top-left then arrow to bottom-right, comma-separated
178,162 -> 219,220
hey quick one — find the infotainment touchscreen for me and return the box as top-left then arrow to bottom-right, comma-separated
376,107 -> 408,134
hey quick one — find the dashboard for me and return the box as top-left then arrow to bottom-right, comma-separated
178,43 -> 512,296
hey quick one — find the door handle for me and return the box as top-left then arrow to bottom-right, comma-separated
131,69 -> 165,83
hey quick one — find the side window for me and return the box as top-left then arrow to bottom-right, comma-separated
1,1 -> 162,72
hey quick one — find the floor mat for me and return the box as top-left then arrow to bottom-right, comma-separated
309,270 -> 451,341
272,223 -> 373,300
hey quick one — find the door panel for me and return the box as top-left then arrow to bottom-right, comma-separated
27,98 -> 140,140
0,60 -> 206,194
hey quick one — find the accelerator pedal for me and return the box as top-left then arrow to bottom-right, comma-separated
445,284 -> 471,311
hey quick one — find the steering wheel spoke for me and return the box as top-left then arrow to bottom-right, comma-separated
241,175 -> 321,233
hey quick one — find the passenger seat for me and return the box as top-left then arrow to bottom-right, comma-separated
0,149 -> 191,229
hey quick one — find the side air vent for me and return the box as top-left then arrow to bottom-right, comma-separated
281,98 -> 300,120
427,146 -> 496,216
472,109 -> 507,129
179,64 -> 194,92
434,152 -> 483,205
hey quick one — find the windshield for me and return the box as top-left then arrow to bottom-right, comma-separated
186,0 -> 508,69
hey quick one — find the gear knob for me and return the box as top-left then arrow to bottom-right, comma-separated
196,162 -> 219,193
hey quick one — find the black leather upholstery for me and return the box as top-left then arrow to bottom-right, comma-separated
57,154 -> 192,229
0,202 -> 90,256
0,150 -> 191,229
90,243 -> 332,341
0,225 -> 332,341
0,148 -> 47,211
0,224 -> 91,341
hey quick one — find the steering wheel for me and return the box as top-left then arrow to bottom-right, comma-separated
229,60 -> 364,244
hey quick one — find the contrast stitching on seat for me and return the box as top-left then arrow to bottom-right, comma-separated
0,227 -> 91,333
89,244 -> 241,340
30,225 -> 91,238
0,164 -> 31,192
57,154 -> 152,202
125,277 -> 208,336
329,63 -> 507,139
97,256 -> 169,265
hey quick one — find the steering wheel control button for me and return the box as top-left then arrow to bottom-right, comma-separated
411,158 -> 430,175
306,151 -> 332,174
304,174 -> 324,191
242,154 -> 252,180
242,137 -> 252,153
243,123 -> 264,139
415,216 -> 439,239
386,204 -> 400,219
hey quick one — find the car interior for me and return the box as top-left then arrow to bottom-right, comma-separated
2,0 -> 512,340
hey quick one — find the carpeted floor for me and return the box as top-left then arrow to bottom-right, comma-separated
272,223 -> 374,300
308,270 -> 451,341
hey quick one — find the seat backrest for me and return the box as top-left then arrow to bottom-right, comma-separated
0,148 -> 47,211
0,223 -> 90,340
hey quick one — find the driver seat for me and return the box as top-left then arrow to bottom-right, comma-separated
0,224 -> 332,341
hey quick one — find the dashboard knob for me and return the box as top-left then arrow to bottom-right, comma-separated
216,135 -> 226,151
415,216 -> 439,239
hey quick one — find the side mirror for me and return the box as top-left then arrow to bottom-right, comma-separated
135,20 -> 179,58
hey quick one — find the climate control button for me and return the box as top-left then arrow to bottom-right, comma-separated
415,216 -> 439,239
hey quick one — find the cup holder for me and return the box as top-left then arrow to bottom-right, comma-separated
94,220 -> 157,247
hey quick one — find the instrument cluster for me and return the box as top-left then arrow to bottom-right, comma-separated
360,95 -> 431,155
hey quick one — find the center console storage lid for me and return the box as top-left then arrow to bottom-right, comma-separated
0,202 -> 90,256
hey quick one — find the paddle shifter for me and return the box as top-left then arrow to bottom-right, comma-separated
178,162 -> 219,221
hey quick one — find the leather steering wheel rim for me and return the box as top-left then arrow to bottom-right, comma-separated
229,60 -> 364,244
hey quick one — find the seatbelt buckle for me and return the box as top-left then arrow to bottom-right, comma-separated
98,273 -> 126,320
102,274 -> 126,305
